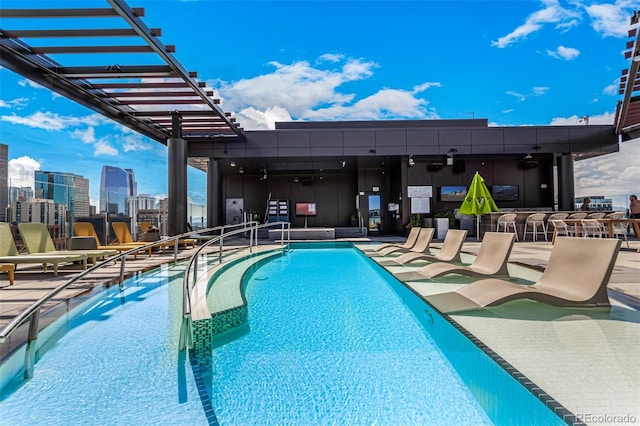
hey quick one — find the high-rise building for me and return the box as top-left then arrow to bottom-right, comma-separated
34,170 -> 89,219
127,194 -> 157,239
0,143 -> 8,222
73,176 -> 90,217
100,165 -> 137,215
9,186 -> 34,204
9,198 -> 66,228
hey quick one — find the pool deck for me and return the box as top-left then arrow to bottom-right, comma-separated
0,235 -> 638,424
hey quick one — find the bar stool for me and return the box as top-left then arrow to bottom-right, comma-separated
605,211 -> 629,248
586,212 -> 606,219
523,213 -> 547,241
545,213 -> 568,239
496,213 -> 519,241
581,219 -> 606,238
0,263 -> 15,286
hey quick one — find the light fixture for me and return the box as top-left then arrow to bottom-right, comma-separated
341,161 -> 346,168
523,153 -> 533,160
408,155 -> 415,167
230,161 -> 236,167
239,167 -> 244,174
369,149 -> 376,154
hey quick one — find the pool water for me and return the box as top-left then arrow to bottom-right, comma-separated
0,244 -> 564,425
205,244 -> 563,425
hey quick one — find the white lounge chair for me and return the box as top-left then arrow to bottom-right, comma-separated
424,237 -> 621,313
393,232 -> 515,281
376,229 -> 467,266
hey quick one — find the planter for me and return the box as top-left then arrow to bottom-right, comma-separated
422,218 -> 433,228
435,218 -> 449,239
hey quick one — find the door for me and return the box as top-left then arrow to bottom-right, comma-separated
368,194 -> 382,233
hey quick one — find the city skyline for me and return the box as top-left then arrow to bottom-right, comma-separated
1,0 -> 639,210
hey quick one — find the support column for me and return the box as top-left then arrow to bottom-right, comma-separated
556,153 -> 575,211
206,160 -> 220,227
168,136 -> 188,236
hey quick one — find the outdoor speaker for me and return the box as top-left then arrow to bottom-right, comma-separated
453,160 -> 466,174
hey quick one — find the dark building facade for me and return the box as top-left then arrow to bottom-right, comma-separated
184,119 -> 618,235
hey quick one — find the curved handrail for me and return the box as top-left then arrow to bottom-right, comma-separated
0,222 -> 250,345
179,221 -> 291,350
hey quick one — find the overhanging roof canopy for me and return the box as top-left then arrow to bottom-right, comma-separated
0,0 -> 245,144
614,11 -> 640,140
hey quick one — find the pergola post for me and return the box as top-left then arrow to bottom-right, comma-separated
168,112 -> 187,236
206,160 -> 220,227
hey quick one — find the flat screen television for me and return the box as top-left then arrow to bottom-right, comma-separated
439,186 -> 467,202
492,185 -> 519,201
295,202 -> 317,216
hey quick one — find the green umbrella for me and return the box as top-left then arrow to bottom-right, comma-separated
459,172 -> 500,239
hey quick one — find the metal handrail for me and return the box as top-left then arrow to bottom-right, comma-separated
0,220 -> 289,378
179,221 -> 291,350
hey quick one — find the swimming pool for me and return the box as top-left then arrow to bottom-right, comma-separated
0,243 -> 565,425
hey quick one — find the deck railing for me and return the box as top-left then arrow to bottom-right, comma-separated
0,221 -> 289,378
179,221 -> 290,351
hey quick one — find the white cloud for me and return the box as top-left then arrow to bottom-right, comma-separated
18,79 -> 43,89
549,111 -> 614,125
532,86 -> 550,96
585,1 -> 636,38
412,82 -> 442,94
603,82 -> 618,96
547,45 -> 580,60
215,58 -> 374,116
70,127 -> 96,144
303,88 -> 437,122
94,140 -> 118,156
8,156 -> 41,189
575,138 -> 640,201
0,97 -> 29,109
1,111 -> 107,131
502,109 -> 514,114
121,134 -> 154,152
506,91 -> 526,102
491,0 -> 580,48
215,55 -> 437,129
318,53 -> 343,63
236,106 -> 293,130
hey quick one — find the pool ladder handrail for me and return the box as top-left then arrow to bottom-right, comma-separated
0,221 -> 274,378
179,221 -> 291,351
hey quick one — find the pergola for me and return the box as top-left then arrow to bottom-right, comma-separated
0,0 -> 245,144
1,0 -> 246,234
615,11 -> 640,140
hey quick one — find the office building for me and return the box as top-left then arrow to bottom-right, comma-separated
9,186 -> 34,204
34,171 -> 90,218
100,165 -> 137,215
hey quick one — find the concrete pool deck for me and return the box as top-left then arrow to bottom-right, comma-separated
0,236 -> 638,424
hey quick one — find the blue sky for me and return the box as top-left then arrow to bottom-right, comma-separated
1,0 -> 639,210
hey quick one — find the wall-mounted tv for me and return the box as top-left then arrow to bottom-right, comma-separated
295,202 -> 317,216
439,186 -> 467,202
492,185 -> 519,201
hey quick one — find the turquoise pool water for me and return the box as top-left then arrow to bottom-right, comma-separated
205,243 -> 563,425
0,244 -> 564,425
